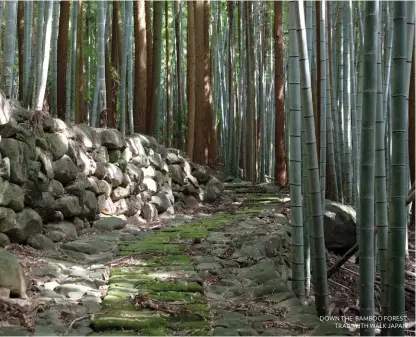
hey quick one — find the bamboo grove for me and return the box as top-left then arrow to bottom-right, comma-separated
0,1 -> 414,335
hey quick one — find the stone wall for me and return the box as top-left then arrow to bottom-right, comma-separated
0,102 -> 223,249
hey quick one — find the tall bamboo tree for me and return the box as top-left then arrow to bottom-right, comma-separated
386,3 -> 407,335
35,1 -> 53,112
293,0 -> 328,316
358,2 -> 378,335
275,1 -> 287,187
133,0 -> 147,133
288,0 -> 304,299
3,1 -> 17,98
149,1 -> 163,137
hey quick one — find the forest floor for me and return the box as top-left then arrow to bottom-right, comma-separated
0,181 -> 414,336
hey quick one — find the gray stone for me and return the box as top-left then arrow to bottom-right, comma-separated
0,92 -> 12,126
142,166 -> 157,179
154,170 -> 164,184
94,162 -> 108,180
36,136 -> 50,151
131,155 -> 150,167
43,281 -> 60,291
92,146 -> 109,163
98,196 -> 116,215
148,149 -> 163,169
55,195 -> 82,217
61,238 -> 112,255
126,136 -> 146,157
93,216 -> 126,231
202,176 -> 223,202
105,163 -> 123,187
97,179 -> 112,197
121,173 -> 132,187
33,264 -> 63,278
83,190 -> 98,218
151,192 -> 171,213
0,177 -> 24,211
0,248 -> 27,298
196,262 -> 222,271
0,138 -> 31,184
73,123 -> 101,150
192,164 -> 211,183
240,260 -> 281,285
121,147 -> 133,162
3,208 -> 42,244
0,233 -> 10,247
45,221 -> 78,242
324,199 -> 357,253
100,129 -> 126,150
0,157 -> 10,180
141,203 -> 158,221
73,217 -> 85,233
46,132 -> 68,160
43,116 -> 69,133
108,149 -> 121,163
125,195 -> 144,216
111,186 -> 130,201
114,198 -> 129,215
142,177 -> 158,195
53,155 -> 78,184
212,327 -> 239,336
125,163 -> 143,183
183,159 -> 192,176
26,234 -> 55,250
183,195 -> 199,208
166,151 -> 182,164
169,164 -> 184,184
47,179 -> 65,198
67,140 -> 97,176
64,172 -> 89,196
31,193 -> 58,222
87,176 -> 100,194
116,158 -> 128,172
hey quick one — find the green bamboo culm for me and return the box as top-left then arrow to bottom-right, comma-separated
386,2 -> 407,336
3,0 -> 17,99
288,0 -> 304,300
359,1 -> 378,336
293,0 -> 328,316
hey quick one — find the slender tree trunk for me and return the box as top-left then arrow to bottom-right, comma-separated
359,2 -> 378,335
3,1 -> 18,99
245,2 -> 253,181
187,1 -> 196,160
174,1 -> 184,150
57,1 -> 70,120
165,1 -> 170,146
315,1 -> 321,165
409,44 -> 415,227
35,1 -> 53,112
133,0 -> 147,133
204,0 -> 216,165
108,2 -> 122,128
17,1 -> 24,101
149,1 -> 162,137
97,0 -> 107,128
75,0 -> 85,123
193,0 -> 205,164
274,1 -> 286,186
145,2 -> 153,132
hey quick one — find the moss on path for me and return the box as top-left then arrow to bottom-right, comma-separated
91,212 -> 247,336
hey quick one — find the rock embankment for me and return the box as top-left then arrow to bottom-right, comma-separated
0,98 -> 223,249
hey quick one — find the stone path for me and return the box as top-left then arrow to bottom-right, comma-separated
0,183 -> 351,336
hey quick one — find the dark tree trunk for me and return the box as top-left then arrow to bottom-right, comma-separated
57,1 -> 70,120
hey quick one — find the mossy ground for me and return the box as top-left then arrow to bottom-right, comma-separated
92,212 -> 256,336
